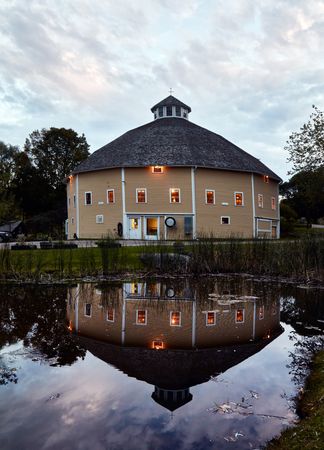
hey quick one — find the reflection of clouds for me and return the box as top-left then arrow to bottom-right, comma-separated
1,1 -> 324,178
0,324 -> 300,450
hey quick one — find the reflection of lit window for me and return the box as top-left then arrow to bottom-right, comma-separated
170,311 -> 181,326
107,189 -> 115,203
136,188 -> 147,203
152,166 -> 163,173
271,197 -> 276,210
236,308 -> 244,323
131,283 -> 139,294
206,190 -> 215,204
272,304 -> 277,315
147,283 -> 159,296
258,194 -> 263,208
234,192 -> 244,206
259,306 -> 264,320
206,311 -> 216,326
170,188 -> 180,203
107,308 -> 115,322
136,310 -> 147,325
85,303 -> 92,317
264,175 -> 269,183
152,340 -> 164,350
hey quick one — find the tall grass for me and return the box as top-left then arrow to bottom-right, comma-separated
0,234 -> 323,282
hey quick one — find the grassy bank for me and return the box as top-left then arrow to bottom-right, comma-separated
0,235 -> 323,282
266,350 -> 324,450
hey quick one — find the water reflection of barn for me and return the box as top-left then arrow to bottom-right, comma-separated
67,281 -> 283,411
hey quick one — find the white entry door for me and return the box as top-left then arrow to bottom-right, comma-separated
128,217 -> 141,239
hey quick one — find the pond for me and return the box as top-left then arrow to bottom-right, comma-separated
0,277 -> 323,450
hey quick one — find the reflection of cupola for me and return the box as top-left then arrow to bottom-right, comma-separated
152,386 -> 192,411
151,95 -> 191,120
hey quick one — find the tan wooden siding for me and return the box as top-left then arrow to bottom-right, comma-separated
124,167 -> 192,213
195,169 -> 253,238
77,169 -> 123,239
254,175 -> 278,219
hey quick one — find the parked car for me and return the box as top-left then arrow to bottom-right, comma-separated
0,231 -> 11,242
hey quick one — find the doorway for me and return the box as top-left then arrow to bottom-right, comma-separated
128,217 -> 141,239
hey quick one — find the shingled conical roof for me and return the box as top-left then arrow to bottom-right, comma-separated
73,97 -> 281,181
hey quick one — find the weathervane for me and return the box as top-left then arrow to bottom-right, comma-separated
169,87 -> 174,95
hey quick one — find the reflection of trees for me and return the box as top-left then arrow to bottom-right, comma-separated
0,285 -> 86,385
280,287 -> 324,336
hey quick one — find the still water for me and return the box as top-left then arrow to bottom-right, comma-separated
0,277 -> 323,450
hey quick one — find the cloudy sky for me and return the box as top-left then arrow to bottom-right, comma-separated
1,0 -> 324,180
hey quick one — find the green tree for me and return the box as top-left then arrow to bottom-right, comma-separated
280,167 -> 324,225
0,142 -> 21,222
285,106 -> 324,173
24,127 -> 90,190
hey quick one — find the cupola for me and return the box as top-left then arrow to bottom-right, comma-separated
151,95 -> 191,120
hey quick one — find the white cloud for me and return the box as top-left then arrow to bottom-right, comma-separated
1,0 -> 324,179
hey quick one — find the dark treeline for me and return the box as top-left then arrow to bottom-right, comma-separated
0,128 -> 89,237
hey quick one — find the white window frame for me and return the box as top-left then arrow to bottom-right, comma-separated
107,189 -> 115,204
136,309 -> 147,325
258,194 -> 263,208
106,308 -> 115,322
85,191 -> 92,205
221,216 -> 230,225
234,191 -> 244,206
206,311 -> 216,326
205,189 -> 215,205
136,188 -> 147,203
96,214 -> 104,224
235,308 -> 245,323
84,303 -> 92,317
170,311 -> 181,327
169,188 -> 181,204
271,197 -> 276,210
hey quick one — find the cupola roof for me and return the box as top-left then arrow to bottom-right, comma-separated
150,95 -> 191,113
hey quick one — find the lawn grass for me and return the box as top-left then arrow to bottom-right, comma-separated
266,350 -> 324,450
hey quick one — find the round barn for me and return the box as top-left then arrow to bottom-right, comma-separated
67,95 -> 281,240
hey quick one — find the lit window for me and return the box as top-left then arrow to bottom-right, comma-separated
158,106 -> 164,117
221,216 -> 230,225
96,215 -> 104,224
136,310 -> 147,325
107,189 -> 115,203
234,192 -> 244,206
136,188 -> 147,203
170,188 -> 180,203
206,190 -> 215,204
130,218 -> 139,230
175,106 -> 181,117
259,306 -> 264,320
166,106 -> 172,116
170,311 -> 181,326
107,308 -> 115,322
85,192 -> 92,205
236,308 -> 244,323
206,311 -> 216,326
264,175 -> 269,183
271,197 -> 276,210
85,304 -> 92,317
152,166 -> 163,173
258,194 -> 263,208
